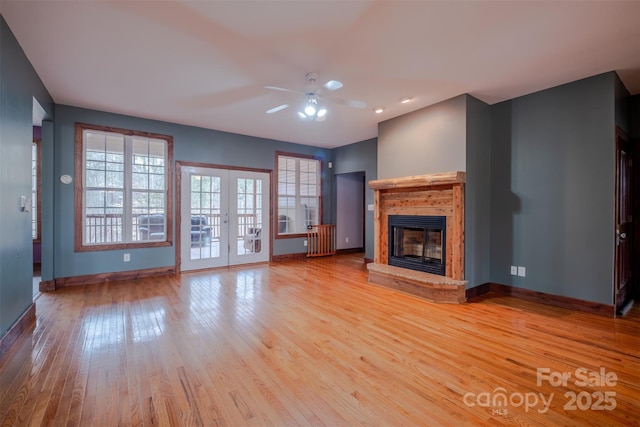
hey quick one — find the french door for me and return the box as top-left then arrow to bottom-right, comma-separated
180,166 -> 269,271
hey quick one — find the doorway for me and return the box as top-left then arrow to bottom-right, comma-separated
336,172 -> 365,252
178,164 -> 270,271
615,127 -> 635,315
32,98 -> 47,298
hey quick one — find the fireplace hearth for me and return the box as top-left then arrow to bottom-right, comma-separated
388,215 -> 446,276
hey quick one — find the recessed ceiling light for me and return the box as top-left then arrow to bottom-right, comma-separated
400,97 -> 413,104
374,107 -> 385,114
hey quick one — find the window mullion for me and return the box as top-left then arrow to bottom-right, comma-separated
295,158 -> 302,232
123,136 -> 133,242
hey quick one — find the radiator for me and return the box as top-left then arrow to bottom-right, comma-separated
307,224 -> 336,257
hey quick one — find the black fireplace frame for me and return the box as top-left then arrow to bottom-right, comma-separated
388,215 -> 446,276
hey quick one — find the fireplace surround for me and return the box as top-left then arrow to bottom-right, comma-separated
367,172 -> 467,303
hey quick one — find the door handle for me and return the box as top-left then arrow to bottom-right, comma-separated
616,230 -> 627,246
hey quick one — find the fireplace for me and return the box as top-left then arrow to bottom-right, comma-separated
367,172 -> 467,304
388,215 -> 446,275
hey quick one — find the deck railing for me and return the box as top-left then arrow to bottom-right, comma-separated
84,213 -> 259,243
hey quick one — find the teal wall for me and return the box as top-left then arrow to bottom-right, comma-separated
0,16 -> 53,336
332,138 -> 377,260
490,73 -> 617,304
52,105 -> 334,278
465,96 -> 492,287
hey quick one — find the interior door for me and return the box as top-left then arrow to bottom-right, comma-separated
180,166 -> 269,271
615,128 -> 634,315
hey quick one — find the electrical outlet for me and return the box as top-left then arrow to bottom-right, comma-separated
510,266 -> 517,275
303,240 -> 307,247
518,266 -> 526,277
345,237 -> 349,243
124,253 -> 130,262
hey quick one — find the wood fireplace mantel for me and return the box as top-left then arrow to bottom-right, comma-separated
369,171 -> 465,191
367,171 -> 467,303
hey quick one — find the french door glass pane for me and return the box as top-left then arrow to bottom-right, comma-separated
237,177 -> 262,255
190,174 -> 221,260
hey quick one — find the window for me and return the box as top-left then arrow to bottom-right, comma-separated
32,139 -> 40,241
75,123 -> 173,251
276,152 -> 321,236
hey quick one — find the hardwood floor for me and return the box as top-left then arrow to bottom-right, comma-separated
1,254 -> 639,426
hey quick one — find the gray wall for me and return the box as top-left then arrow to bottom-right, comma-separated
52,105 -> 334,278
332,138 -> 377,260
490,73 -> 617,304
0,16 -> 54,335
378,95 -> 466,179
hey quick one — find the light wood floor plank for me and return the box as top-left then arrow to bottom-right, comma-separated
1,253 -> 639,426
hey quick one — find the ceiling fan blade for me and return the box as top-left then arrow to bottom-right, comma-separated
326,97 -> 367,109
266,104 -> 289,114
265,85 -> 300,94
323,80 -> 343,91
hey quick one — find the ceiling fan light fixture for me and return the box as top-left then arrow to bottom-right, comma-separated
299,103 -> 327,121
304,104 -> 317,116
267,72 -> 363,122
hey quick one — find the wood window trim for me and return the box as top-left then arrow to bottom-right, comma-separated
274,151 -> 323,239
74,122 -> 174,252
33,138 -> 42,242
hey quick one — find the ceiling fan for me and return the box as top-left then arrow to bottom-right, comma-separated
265,72 -> 367,121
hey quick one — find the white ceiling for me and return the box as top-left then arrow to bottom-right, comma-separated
2,0 -> 639,148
